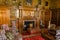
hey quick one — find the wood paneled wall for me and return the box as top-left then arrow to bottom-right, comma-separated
0,6 -> 10,25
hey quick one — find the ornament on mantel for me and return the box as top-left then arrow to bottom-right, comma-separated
48,21 -> 51,29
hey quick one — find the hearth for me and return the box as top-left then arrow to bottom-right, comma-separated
23,20 -> 35,31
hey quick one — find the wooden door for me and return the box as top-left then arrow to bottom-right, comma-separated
0,6 -> 10,25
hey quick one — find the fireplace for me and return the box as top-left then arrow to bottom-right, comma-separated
23,20 -> 35,31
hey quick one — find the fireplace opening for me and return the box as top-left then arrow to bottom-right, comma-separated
23,20 -> 35,31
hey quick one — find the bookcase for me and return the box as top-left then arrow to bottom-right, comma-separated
51,9 -> 60,26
